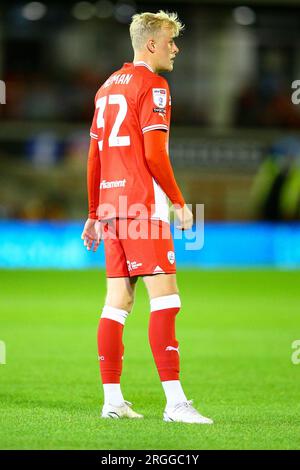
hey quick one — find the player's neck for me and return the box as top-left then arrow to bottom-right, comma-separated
133,55 -> 157,74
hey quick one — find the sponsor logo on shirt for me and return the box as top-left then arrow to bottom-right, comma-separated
167,251 -> 175,264
153,107 -> 166,114
153,107 -> 166,120
127,260 -> 143,272
152,88 -> 167,108
100,179 -> 126,189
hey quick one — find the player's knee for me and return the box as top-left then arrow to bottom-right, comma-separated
143,274 -> 179,299
105,293 -> 135,313
125,295 -> 134,313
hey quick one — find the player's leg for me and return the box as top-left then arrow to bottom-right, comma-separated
98,276 -> 142,419
119,218 -> 212,423
143,271 -> 213,424
143,273 -> 186,405
120,219 -> 185,408
98,220 -> 142,419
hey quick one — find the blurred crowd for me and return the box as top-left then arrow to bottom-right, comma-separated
2,69 -> 101,121
235,78 -> 300,129
2,70 -> 300,129
1,2 -> 300,221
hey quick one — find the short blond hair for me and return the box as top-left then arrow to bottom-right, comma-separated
130,10 -> 184,51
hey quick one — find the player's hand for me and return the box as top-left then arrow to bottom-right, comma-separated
81,218 -> 102,252
175,204 -> 193,230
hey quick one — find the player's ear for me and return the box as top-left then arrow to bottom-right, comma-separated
146,38 -> 156,54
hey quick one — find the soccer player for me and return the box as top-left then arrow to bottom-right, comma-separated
81,11 -> 213,424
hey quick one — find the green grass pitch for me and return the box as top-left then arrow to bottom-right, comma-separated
0,269 -> 299,450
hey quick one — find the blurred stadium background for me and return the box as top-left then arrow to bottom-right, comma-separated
1,0 -> 300,268
1,0 -> 300,451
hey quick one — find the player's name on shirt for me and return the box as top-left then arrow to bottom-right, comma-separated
103,74 -> 133,88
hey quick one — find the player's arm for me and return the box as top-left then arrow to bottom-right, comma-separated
87,137 -> 100,220
143,130 -> 193,230
81,137 -> 102,251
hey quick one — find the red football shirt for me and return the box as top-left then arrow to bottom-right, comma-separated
90,61 -> 172,222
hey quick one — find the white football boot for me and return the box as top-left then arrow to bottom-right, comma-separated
101,401 -> 143,419
163,400 -> 213,424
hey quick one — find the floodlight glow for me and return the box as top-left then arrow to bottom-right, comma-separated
72,1 -> 95,21
22,2 -> 47,21
233,6 -> 256,26
114,1 -> 136,24
95,0 -> 114,19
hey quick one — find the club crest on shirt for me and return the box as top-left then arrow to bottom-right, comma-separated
152,88 -> 167,108
167,251 -> 175,264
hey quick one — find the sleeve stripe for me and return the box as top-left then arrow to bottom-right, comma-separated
90,132 -> 98,139
142,124 -> 169,134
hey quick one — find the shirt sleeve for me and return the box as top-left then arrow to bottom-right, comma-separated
90,110 -> 98,140
90,92 -> 98,140
87,137 -> 101,219
139,76 -> 170,134
144,129 -> 185,207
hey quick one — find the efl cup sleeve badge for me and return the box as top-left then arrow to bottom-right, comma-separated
167,251 -> 175,265
152,88 -> 167,108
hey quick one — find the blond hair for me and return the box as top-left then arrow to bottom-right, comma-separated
130,10 -> 184,51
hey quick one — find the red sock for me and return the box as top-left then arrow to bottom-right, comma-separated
97,306 -> 128,384
148,295 -> 181,382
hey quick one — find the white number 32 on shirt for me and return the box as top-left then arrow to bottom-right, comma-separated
96,94 -> 130,150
